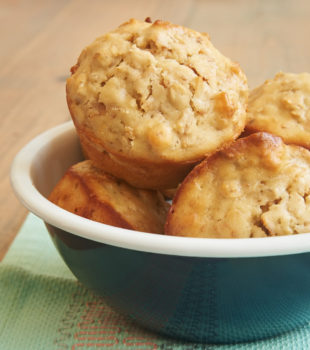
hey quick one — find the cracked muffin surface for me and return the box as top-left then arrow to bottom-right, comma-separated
66,18 -> 248,188
165,132 -> 310,238
246,72 -> 310,149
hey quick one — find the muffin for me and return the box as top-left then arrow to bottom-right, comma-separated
49,160 -> 169,234
165,132 -> 310,238
246,72 -> 310,148
66,18 -> 248,189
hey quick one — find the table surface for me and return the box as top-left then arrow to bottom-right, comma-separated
1,0 -> 310,260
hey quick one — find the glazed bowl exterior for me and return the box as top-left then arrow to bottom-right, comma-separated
10,122 -> 310,344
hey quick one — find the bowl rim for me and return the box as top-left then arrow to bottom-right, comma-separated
10,121 -> 310,258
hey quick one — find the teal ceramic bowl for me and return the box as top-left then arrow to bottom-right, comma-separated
11,122 -> 310,343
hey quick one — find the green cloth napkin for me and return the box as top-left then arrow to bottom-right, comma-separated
1,214 -> 310,349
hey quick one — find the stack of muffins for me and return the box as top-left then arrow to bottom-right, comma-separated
49,18 -> 310,238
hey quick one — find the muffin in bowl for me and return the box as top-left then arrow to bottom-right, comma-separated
49,160 -> 169,234
246,72 -> 310,149
67,18 -> 248,189
166,132 -> 310,238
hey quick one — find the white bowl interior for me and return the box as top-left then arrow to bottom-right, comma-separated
31,124 -> 83,197
10,121 -> 310,258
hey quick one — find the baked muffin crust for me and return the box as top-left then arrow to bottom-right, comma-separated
166,133 -> 310,238
246,72 -> 310,148
67,18 -> 248,164
49,160 -> 169,234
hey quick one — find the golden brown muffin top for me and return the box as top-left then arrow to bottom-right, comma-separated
165,132 -> 310,238
246,72 -> 310,148
67,18 -> 248,163
49,160 -> 169,234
